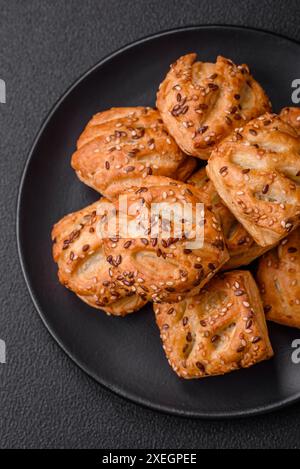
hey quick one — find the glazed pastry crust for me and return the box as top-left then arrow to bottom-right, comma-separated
280,106 -> 300,135
71,107 -> 196,200
52,199 -> 147,316
188,168 -> 269,269
156,53 -> 271,159
154,270 -> 273,378
102,176 -> 229,303
257,228 -> 300,329
207,112 -> 300,247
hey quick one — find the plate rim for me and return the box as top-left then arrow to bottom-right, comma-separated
16,24 -> 300,419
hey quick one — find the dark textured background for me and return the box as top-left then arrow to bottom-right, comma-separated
1,0 -> 300,449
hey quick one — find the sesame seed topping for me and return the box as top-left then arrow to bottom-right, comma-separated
196,362 -> 205,372
211,335 -> 219,343
198,125 -> 208,134
252,336 -> 261,344
182,317 -> 188,326
208,83 -> 219,91
186,332 -> 192,342
124,165 -> 135,173
219,166 -> 228,176
234,289 -> 245,296
262,184 -> 269,194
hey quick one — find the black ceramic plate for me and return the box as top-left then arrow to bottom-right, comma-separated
17,26 -> 300,418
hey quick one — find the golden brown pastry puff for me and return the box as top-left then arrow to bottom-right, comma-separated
102,176 -> 229,303
154,270 -> 273,378
52,199 -> 147,316
257,228 -> 300,329
207,112 -> 300,247
156,53 -> 271,159
71,107 -> 196,200
188,168 -> 269,269
280,106 -> 300,135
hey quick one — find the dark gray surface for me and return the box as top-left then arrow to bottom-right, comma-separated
1,0 -> 300,448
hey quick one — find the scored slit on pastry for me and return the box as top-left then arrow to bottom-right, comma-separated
154,270 -> 273,378
207,112 -> 300,247
51,199 -> 147,315
187,167 -> 270,269
256,227 -> 300,329
102,176 -> 229,303
156,53 -> 271,159
71,106 -> 196,200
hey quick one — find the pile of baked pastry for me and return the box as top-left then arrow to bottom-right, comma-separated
52,53 -> 300,379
